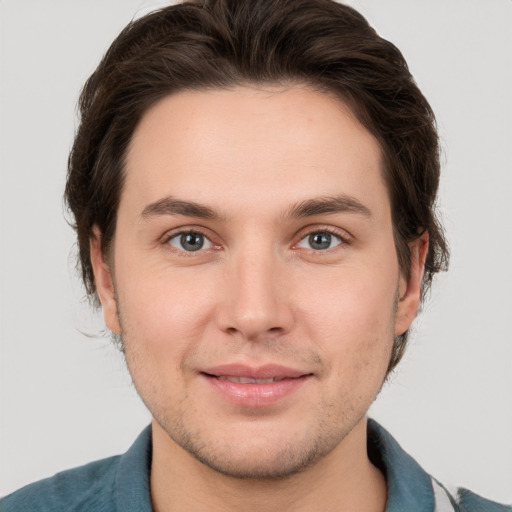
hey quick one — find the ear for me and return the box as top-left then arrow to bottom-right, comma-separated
90,227 -> 121,334
394,232 -> 429,336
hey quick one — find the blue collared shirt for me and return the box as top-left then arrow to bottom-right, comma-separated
1,420 -> 509,511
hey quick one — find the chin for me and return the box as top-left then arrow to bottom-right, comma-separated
160,413 -> 352,481
184,438 -> 323,480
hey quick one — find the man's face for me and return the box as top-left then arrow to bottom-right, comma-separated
92,86 -> 423,478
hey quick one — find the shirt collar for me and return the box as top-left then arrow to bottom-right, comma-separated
368,418 -> 437,512
113,420 -> 439,512
114,425 -> 153,512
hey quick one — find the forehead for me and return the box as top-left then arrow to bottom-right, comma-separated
123,86 -> 388,217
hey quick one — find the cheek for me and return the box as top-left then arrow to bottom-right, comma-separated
300,265 -> 397,333
116,273 -> 216,408
304,277 -> 396,406
115,264 -> 216,359
296,263 -> 398,369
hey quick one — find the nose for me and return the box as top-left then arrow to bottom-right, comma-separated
215,249 -> 294,341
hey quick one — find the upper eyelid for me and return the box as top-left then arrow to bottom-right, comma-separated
296,224 -> 352,241
161,225 -> 215,242
166,230 -> 210,241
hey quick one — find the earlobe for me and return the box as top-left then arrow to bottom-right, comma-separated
90,227 -> 121,334
394,232 -> 429,336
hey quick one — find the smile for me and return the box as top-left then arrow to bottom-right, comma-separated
200,364 -> 312,407
214,376 -> 288,384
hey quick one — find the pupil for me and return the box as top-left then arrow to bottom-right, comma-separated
181,233 -> 204,251
309,233 -> 331,250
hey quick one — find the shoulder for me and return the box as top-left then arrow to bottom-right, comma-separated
433,479 -> 511,512
0,455 -> 121,512
368,419 -> 511,512
1,426 -> 153,512
454,487 -> 511,512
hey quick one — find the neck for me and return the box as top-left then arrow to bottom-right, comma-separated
150,416 -> 387,512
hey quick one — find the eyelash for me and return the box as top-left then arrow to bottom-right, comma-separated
163,229 -> 219,255
161,226 -> 351,255
295,227 -> 351,252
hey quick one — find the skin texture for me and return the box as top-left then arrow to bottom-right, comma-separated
91,86 -> 427,511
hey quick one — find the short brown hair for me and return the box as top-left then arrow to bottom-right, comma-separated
65,0 -> 449,372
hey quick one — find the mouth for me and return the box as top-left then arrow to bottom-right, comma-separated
213,376 -> 289,384
199,364 -> 312,407
201,363 -> 309,380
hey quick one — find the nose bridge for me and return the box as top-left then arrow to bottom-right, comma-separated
217,241 -> 292,339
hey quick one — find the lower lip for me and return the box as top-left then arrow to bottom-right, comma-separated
202,374 -> 311,407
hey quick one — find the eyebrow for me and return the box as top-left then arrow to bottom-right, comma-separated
285,195 -> 373,219
140,197 -> 221,220
139,194 -> 372,222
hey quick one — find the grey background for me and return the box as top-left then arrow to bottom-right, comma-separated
1,0 -> 511,502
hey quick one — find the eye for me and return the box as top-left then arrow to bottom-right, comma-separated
167,231 -> 213,252
297,231 -> 343,251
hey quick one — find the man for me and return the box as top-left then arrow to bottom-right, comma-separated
1,1 -> 509,511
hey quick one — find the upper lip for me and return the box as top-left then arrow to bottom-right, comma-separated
201,364 -> 310,380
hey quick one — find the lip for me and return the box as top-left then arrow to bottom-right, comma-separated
200,364 -> 312,407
